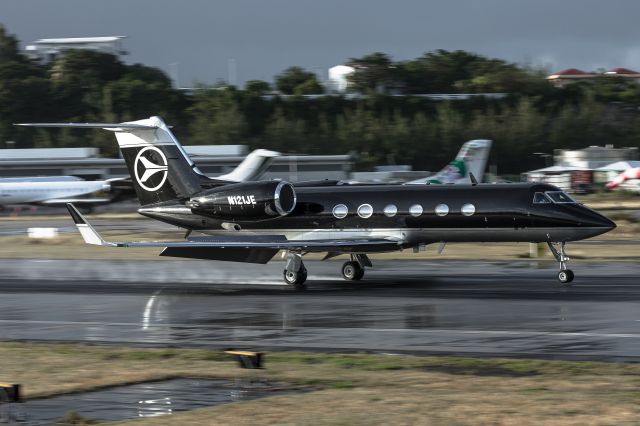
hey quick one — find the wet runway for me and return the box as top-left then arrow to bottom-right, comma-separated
1,259 -> 640,361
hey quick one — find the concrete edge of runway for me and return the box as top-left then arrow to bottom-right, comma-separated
3,338 -> 638,364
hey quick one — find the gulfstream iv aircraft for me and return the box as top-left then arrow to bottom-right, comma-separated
19,117 -> 615,287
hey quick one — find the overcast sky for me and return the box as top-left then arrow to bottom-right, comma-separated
2,0 -> 640,86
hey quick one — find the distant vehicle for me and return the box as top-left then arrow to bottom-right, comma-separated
404,140 -> 492,185
606,167 -> 640,193
19,117 -> 615,285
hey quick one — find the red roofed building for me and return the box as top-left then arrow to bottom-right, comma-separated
604,67 -> 640,79
547,67 -> 640,87
546,69 -> 596,87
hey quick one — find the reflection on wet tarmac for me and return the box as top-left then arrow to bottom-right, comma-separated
20,378 -> 286,424
1,260 -> 640,360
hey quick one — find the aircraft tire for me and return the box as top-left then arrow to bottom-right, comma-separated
558,269 -> 574,284
283,265 -> 307,287
342,261 -> 364,281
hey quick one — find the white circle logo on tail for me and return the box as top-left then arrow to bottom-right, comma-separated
134,146 -> 169,192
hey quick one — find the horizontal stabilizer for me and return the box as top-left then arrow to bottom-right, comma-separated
40,198 -> 112,206
15,123 -> 157,130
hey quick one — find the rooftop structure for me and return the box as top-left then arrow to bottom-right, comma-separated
25,36 -> 127,63
547,67 -> 640,87
546,69 -> 596,87
328,65 -> 356,92
555,145 -> 638,169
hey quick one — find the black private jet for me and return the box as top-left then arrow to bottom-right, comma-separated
19,117 -> 615,288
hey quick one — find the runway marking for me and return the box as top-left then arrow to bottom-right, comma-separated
0,320 -> 638,339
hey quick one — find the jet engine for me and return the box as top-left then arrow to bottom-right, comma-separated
186,181 -> 296,220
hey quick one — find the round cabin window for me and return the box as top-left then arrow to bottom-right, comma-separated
409,204 -> 423,217
435,204 -> 449,216
461,203 -> 476,216
357,204 -> 373,218
383,204 -> 397,217
332,204 -> 348,219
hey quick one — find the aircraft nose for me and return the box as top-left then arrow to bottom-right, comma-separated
579,207 -> 616,231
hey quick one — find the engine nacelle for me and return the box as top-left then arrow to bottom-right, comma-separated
186,181 -> 296,220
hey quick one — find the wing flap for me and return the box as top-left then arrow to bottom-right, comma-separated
160,247 -> 279,264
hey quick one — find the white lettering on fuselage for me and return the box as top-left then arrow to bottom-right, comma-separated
227,195 -> 257,206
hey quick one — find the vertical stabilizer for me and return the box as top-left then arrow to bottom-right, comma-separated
17,116 -> 204,206
405,139 -> 492,185
110,116 -> 203,205
216,149 -> 280,182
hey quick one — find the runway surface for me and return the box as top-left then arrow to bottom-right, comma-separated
1,259 -> 640,361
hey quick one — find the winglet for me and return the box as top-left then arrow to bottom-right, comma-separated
66,203 -> 113,246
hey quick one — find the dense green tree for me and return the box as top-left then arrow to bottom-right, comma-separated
4,21 -> 640,174
244,80 -> 271,95
275,66 -> 323,95
188,88 -> 248,145
347,52 -> 398,93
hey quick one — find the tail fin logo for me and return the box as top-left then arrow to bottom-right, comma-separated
134,146 -> 169,192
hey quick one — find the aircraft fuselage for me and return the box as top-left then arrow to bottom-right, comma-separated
139,182 -> 615,249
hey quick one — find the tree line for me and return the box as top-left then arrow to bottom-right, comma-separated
3,24 -> 640,174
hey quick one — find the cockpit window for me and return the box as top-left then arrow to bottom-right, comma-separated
533,192 -> 551,204
545,191 -> 577,203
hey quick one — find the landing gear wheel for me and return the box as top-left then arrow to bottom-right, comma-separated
558,269 -> 574,284
342,261 -> 364,281
283,265 -> 307,288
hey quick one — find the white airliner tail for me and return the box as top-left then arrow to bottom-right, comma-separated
217,149 -> 280,182
405,139 -> 492,185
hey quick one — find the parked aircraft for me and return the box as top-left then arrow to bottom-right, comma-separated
405,139 -> 492,184
0,176 -> 113,208
606,167 -> 640,193
19,117 -> 615,287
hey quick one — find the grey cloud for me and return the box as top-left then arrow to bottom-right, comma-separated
2,0 -> 640,84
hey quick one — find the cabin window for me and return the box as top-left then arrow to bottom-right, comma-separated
332,204 -> 348,219
435,204 -> 449,216
409,204 -> 423,217
545,191 -> 577,204
461,203 -> 476,216
357,204 -> 373,218
533,192 -> 551,204
383,204 -> 397,217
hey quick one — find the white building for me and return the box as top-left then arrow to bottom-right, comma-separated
25,36 -> 127,63
554,146 -> 638,169
327,65 -> 355,92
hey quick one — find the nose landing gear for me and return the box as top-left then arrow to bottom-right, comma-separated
547,242 -> 574,284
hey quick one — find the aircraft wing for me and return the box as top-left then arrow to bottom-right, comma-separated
67,204 -> 401,262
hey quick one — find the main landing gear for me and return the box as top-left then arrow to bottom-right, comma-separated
283,252 -> 307,289
547,242 -> 574,284
282,252 -> 372,288
341,254 -> 370,281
